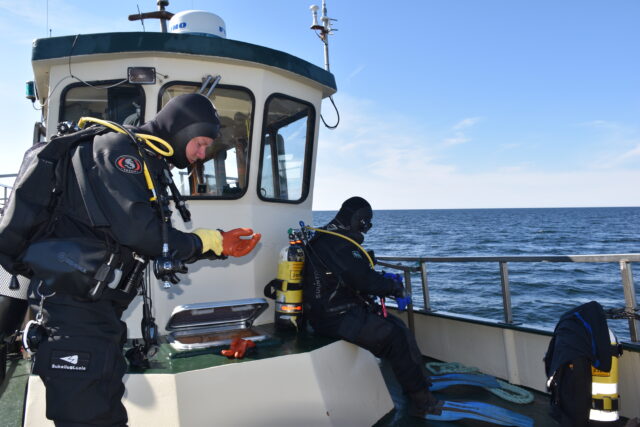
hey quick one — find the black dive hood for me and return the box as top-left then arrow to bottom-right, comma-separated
136,94 -> 221,169
327,196 -> 373,243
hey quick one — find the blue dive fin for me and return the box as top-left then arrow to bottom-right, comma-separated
429,373 -> 500,391
425,401 -> 534,427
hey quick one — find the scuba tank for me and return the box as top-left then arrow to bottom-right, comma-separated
590,329 -> 622,423
264,231 -> 304,331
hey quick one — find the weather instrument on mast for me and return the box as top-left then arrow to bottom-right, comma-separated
309,1 -> 337,72
309,1 -> 340,128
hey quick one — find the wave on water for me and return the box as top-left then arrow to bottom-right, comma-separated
313,207 -> 640,341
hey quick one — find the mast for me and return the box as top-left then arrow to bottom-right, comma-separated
309,0 -> 336,71
128,0 -> 174,33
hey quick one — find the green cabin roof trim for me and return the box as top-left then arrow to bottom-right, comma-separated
32,32 -> 337,91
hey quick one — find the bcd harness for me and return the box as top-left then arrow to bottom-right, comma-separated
295,223 -> 389,317
75,117 -> 192,365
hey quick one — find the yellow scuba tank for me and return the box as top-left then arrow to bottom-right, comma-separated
589,328 -> 622,422
273,233 -> 304,331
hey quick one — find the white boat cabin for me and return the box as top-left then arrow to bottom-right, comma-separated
30,17 -> 336,335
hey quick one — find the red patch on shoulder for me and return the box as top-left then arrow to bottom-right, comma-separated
115,155 -> 143,174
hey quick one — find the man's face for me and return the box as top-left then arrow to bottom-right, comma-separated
185,136 -> 214,164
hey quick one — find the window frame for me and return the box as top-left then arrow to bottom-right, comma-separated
257,93 -> 316,205
59,80 -> 147,125
157,81 -> 256,200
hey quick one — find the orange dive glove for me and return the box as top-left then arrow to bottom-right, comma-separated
221,228 -> 261,257
221,337 -> 256,359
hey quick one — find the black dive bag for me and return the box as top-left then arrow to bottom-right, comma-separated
544,301 -> 614,427
0,125 -> 106,278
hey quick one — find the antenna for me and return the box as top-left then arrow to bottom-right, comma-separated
137,4 -> 146,32
309,0 -> 337,71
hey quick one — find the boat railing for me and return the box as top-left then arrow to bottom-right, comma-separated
0,175 -> 15,216
377,254 -> 640,342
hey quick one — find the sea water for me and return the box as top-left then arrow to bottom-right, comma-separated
313,207 -> 640,342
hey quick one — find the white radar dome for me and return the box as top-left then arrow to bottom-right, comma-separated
169,10 -> 227,38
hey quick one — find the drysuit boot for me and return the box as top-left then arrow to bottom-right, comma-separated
408,388 -> 440,418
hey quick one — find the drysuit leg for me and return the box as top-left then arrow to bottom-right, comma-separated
29,290 -> 128,427
316,306 -> 429,394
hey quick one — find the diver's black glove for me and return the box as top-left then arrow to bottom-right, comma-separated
392,283 -> 407,299
382,272 -> 404,296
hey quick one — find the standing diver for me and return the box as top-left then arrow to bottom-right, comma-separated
25,93 -> 261,426
302,196 -> 532,426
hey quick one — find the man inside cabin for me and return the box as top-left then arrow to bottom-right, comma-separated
27,93 -> 261,426
302,196 -> 438,418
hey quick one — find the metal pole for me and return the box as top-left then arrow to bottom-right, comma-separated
620,260 -> 639,342
419,262 -> 431,312
323,40 -> 330,72
157,0 -> 169,33
499,261 -> 513,324
403,270 -> 415,334
321,0 -> 330,71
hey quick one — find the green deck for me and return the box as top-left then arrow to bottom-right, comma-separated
128,324 -> 337,374
0,355 -> 30,427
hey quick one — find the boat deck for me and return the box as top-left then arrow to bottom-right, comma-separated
1,327 -> 632,426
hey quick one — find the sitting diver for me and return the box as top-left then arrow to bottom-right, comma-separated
26,93 -> 261,426
303,197 -> 533,427
302,197 -> 436,416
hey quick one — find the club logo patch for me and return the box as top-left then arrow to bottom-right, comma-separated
50,350 -> 90,372
115,155 -> 143,174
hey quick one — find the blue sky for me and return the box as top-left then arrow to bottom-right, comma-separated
0,0 -> 638,210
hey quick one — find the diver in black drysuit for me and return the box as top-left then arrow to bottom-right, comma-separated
27,94 -> 260,426
302,196 -> 437,417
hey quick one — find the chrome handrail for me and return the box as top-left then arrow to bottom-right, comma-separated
378,254 -> 640,342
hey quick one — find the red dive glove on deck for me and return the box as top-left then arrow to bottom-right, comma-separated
221,228 -> 261,257
221,338 -> 256,359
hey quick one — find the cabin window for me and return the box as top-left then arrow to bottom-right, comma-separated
160,84 -> 254,199
60,82 -> 145,126
258,94 -> 315,203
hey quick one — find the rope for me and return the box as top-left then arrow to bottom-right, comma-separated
426,362 -> 534,404
426,362 -> 479,375
490,379 -> 535,404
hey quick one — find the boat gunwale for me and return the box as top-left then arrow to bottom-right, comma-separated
405,308 -> 640,352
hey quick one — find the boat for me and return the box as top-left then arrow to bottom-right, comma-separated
1,2 -> 639,426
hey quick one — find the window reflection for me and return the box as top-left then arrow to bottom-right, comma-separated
61,83 -> 145,125
259,95 -> 314,203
